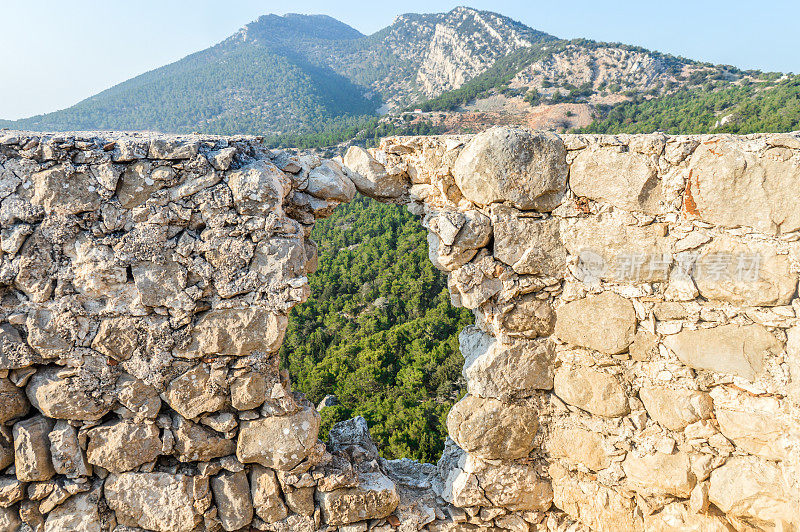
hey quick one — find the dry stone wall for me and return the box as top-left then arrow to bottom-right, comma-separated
0,127 -> 798,532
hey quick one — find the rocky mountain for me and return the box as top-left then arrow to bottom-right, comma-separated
0,7 -> 792,144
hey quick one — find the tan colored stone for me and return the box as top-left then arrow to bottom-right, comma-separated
163,364 -> 228,419
0,377 -> 28,424
211,470 -> 253,532
86,421 -> 161,473
343,146 -> 408,199
687,138 -> 800,234
622,451 -> 696,497
426,210 -> 492,271
305,161 -> 356,203
460,327 -> 554,399
0,476 -> 24,507
570,146 -> 661,214
26,365 -> 115,421
91,317 -> 139,361
115,374 -> 161,420
694,235 -> 796,306
231,371 -> 268,410
31,165 -> 102,215
664,324 -> 782,381
493,207 -> 565,275
13,415 -> 55,482
315,471 -> 399,526
49,420 -> 91,478
499,293 -> 556,339
228,160 -> 291,215
44,491 -> 101,532
446,395 -> 539,460
131,260 -> 188,308
236,406 -> 320,470
644,502 -> 733,532
250,465 -> 288,523
561,213 -> 672,282
554,367 -> 629,418
0,506 -> 21,531
708,456 -> 798,528
629,330 -> 659,361
105,472 -> 207,532
173,416 -> 235,462
547,427 -> 613,471
550,464 -> 642,532
554,292 -> 636,354
639,386 -> 713,431
453,127 -> 567,211
188,309 -> 287,357
0,428 -> 13,470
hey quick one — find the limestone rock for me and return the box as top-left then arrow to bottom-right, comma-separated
315,471 -> 399,526
227,160 -> 290,215
105,472 -> 207,532
446,395 -> 539,460
693,235 -> 796,306
622,451 -> 696,497
115,374 -> 161,420
687,138 -> 800,234
343,146 -> 408,199
499,293 -> 556,339
550,464 -> 642,532
561,213 -> 672,282
188,309 -> 287,357
13,415 -> 55,482
91,317 -> 139,361
31,165 -> 102,215
131,261 -> 188,308
547,427 -> 613,471
26,365 -> 115,421
236,406 -> 320,470
250,465 -> 288,523
0,323 -> 40,370
211,470 -> 253,532
173,416 -> 235,462
442,454 -> 553,512
708,456 -> 797,528
0,476 -> 24,507
453,127 -> 567,211
0,428 -> 13,470
163,364 -> 228,419
460,327 -> 554,398
231,371 -> 268,411
644,502 -> 734,532
639,386 -> 713,431
554,292 -> 636,354
0,506 -> 21,531
86,421 -> 161,473
305,161 -> 356,203
327,416 -> 379,461
117,161 -> 161,208
44,491 -> 101,532
426,210 -> 492,271
570,146 -> 661,214
664,324 -> 782,381
553,367 -> 629,418
148,138 -> 199,160
0,377 -> 28,424
49,420 -> 91,478
492,208 -> 565,276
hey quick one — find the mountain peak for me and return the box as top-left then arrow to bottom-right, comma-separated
234,13 -> 363,45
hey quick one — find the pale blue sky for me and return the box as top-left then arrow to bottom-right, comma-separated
1,1 -> 797,120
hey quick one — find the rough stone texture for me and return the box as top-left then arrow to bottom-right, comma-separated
105,472 -> 207,532
3,129 -> 800,531
554,292 -> 636,354
315,472 -> 400,526
236,405 -> 320,470
664,324 -> 782,381
452,127 -> 567,211
553,367 -> 629,418
446,395 -> 539,460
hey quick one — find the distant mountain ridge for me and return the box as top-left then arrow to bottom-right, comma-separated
1,6 -> 794,142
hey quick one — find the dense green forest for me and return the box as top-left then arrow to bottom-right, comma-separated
280,197 -> 473,462
580,76 -> 800,134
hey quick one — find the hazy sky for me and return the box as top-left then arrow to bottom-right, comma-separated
1,1 -> 798,120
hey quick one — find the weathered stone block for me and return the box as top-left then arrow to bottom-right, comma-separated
236,406 -> 320,470
553,366 -> 629,418
639,386 -> 713,431
554,292 -> 636,354
492,207 -> 565,276
547,426 -> 613,471
13,415 -> 55,482
86,421 -> 161,473
664,324 -> 782,381
453,127 -> 567,211
211,470 -> 253,532
315,471 -> 399,526
622,451 -> 695,497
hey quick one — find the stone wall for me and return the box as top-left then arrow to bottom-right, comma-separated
0,127 -> 798,532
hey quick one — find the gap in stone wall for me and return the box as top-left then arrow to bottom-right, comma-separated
280,195 -> 472,463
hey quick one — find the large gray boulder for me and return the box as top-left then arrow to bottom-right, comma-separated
453,127 -> 567,211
